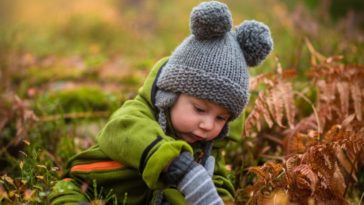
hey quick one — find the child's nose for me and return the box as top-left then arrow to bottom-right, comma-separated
199,117 -> 214,131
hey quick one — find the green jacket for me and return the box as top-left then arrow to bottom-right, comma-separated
50,58 -> 236,205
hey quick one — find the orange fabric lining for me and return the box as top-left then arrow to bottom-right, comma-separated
63,178 -> 72,181
70,161 -> 124,172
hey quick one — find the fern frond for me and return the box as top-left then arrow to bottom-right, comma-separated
271,86 -> 285,127
244,122 -> 364,205
245,63 -> 297,136
244,104 -> 262,135
257,92 -> 274,128
350,82 -> 362,121
279,82 -> 296,128
308,53 -> 364,132
336,82 -> 349,118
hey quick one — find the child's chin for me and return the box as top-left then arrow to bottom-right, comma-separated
180,135 -> 197,144
186,139 -> 198,144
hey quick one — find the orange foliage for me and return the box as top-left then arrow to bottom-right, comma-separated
241,41 -> 364,205
245,123 -> 364,205
245,60 -> 297,136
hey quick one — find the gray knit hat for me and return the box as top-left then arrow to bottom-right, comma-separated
156,1 -> 273,130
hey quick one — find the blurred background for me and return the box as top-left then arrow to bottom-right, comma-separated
1,0 -> 363,96
0,0 -> 363,203
1,0 -> 364,103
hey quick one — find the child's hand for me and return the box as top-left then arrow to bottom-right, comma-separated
203,155 -> 215,177
177,163 -> 223,205
163,152 -> 222,204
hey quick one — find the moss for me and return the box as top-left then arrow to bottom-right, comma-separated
56,135 -> 76,163
120,74 -> 143,87
133,58 -> 155,71
38,86 -> 122,115
27,66 -> 85,86
84,54 -> 108,69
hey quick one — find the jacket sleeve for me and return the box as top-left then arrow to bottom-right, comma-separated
49,179 -> 88,205
96,58 -> 193,190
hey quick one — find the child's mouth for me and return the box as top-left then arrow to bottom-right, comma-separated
178,133 -> 205,143
190,134 -> 204,141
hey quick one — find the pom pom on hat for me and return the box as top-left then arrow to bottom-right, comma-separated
236,20 -> 273,67
190,1 -> 232,40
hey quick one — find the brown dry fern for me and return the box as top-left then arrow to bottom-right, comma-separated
307,39 -> 364,132
245,122 -> 364,205
240,41 -> 364,205
245,60 -> 297,136
0,94 -> 38,156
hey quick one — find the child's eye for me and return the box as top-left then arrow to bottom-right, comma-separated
194,106 -> 205,113
217,116 -> 227,121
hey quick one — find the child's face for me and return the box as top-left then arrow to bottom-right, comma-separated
170,94 -> 230,143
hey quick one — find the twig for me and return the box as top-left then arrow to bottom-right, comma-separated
304,37 -> 326,65
262,134 -> 284,145
259,154 -> 284,161
293,91 -> 321,137
359,191 -> 364,205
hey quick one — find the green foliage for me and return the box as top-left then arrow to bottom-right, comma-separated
58,16 -> 118,45
86,179 -> 118,205
26,66 -> 84,86
40,86 -> 121,114
84,54 -> 108,69
56,135 -> 76,163
133,57 -> 155,71
0,143 -> 59,204
329,0 -> 364,21
228,111 -> 246,143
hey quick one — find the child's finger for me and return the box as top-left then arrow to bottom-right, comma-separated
204,155 -> 215,177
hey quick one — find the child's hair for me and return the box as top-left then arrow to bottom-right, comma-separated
155,1 -> 273,131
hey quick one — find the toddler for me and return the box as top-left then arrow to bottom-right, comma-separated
50,1 -> 273,204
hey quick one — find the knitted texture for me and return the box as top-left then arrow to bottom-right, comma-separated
157,1 -> 273,120
177,165 -> 223,205
236,20 -> 274,67
157,33 -> 249,119
204,155 -> 215,177
163,152 -> 195,185
190,1 -> 232,40
155,90 -> 178,132
163,152 -> 220,204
